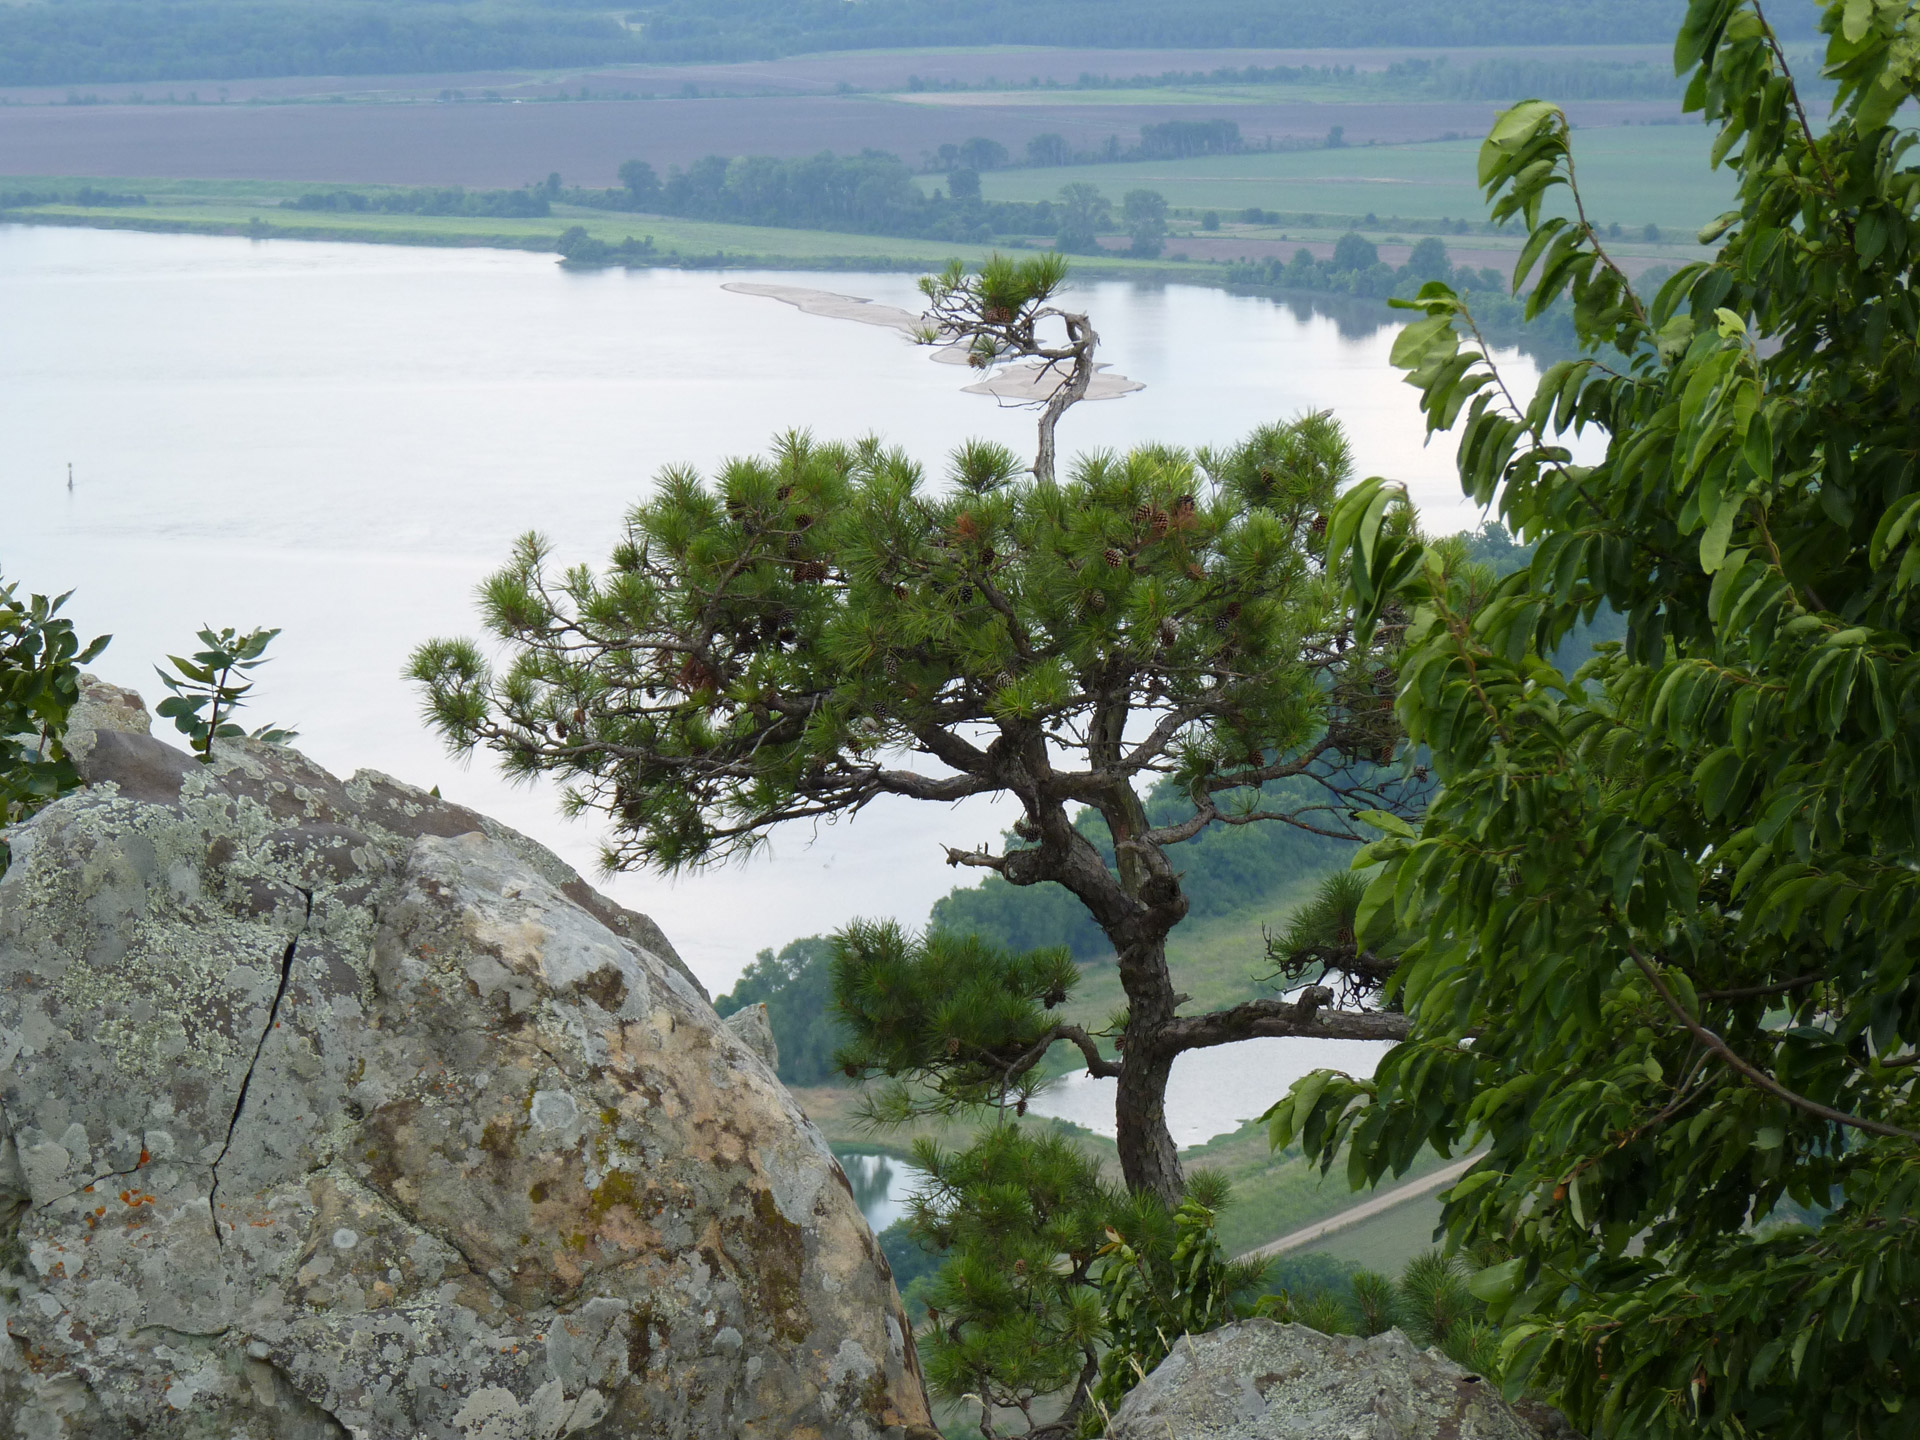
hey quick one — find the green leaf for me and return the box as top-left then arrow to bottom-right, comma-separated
1353,809 -> 1416,838
1469,1257 -> 1525,1304
1699,497 -> 1739,574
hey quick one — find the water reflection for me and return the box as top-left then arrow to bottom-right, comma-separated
835,1148 -> 930,1232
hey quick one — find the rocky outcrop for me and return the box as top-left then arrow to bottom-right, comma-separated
1103,1320 -> 1540,1440
722,1004 -> 781,1073
0,709 -> 931,1439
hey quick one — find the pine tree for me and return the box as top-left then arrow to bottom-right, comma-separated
410,257 -> 1422,1204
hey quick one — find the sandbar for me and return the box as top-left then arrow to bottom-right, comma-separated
722,280 -> 1145,401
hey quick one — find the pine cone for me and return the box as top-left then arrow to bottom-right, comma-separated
1151,510 -> 1171,538
1104,547 -> 1125,568
1133,501 -> 1155,527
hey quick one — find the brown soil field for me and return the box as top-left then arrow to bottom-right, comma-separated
0,92 -> 1679,189
0,44 -> 1673,106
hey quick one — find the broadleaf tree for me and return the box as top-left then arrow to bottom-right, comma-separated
410,255 -> 1422,1207
1271,1 -> 1920,1433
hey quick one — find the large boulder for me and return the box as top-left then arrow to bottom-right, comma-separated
1104,1320 -> 1540,1440
0,718 -> 932,1440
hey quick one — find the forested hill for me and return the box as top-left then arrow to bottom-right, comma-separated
632,0 -> 1711,59
0,0 -> 1808,88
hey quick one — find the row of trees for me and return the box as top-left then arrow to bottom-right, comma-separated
2,0 -> 1761,90
929,122 -> 1242,175
589,153 -> 1178,255
1226,235 -> 1592,350
0,2 -> 646,87
626,0 -> 1788,63
282,185 -> 551,218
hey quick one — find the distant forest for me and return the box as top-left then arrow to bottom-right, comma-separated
631,0 -> 1723,60
0,0 -> 1810,88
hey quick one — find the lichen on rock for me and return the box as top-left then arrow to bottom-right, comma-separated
1103,1319 -> 1550,1440
0,712 -> 931,1439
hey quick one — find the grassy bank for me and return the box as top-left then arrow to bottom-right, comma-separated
0,174 -> 1225,278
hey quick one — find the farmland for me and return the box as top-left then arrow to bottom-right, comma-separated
0,86 -> 1693,191
0,42 -> 1684,106
937,124 -> 1735,234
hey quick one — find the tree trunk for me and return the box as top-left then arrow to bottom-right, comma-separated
1109,924 -> 1186,1209
1113,1040 -> 1184,1208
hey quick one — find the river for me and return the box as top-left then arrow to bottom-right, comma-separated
4,222 -> 1524,1027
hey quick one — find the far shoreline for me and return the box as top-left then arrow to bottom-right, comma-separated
0,197 -> 1585,360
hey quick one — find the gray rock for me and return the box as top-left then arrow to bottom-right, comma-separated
61,674 -> 153,763
722,1003 -> 781,1073
1104,1320 -> 1538,1440
0,727 -> 932,1440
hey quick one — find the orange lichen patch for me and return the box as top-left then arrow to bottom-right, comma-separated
137,1149 -> 152,1167
118,1190 -> 157,1208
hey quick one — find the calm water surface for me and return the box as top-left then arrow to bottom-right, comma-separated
5,226 -> 1526,1140
835,1149 -> 931,1232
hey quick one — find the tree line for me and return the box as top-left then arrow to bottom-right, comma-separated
583,152 -> 1180,255
629,0 -> 1791,63
0,0 -> 1806,88
0,2 -> 644,87
1225,234 -> 1602,351
282,185 -> 551,218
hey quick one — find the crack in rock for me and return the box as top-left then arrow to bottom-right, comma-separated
207,887 -> 314,1244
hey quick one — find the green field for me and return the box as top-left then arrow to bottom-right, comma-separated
1295,1192 -> 1448,1272
942,125 -> 1733,233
